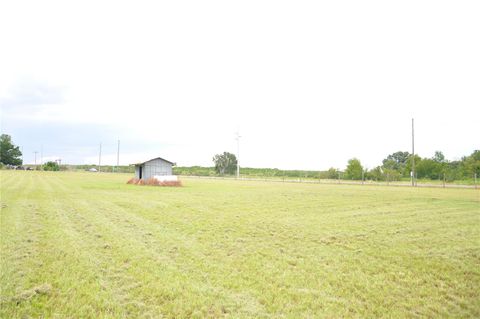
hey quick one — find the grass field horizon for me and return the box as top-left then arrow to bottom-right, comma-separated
1,171 -> 479,318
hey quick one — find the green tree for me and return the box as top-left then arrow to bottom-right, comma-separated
383,151 -> 410,176
326,167 -> 339,179
433,151 -> 446,163
366,166 -> 383,181
444,160 -> 463,181
432,151 -> 447,179
43,161 -> 60,171
464,150 -> 480,177
416,159 -> 439,179
404,154 -> 422,178
344,158 -> 363,180
412,152 -> 449,180
0,134 -> 22,165
383,168 -> 401,181
212,152 -> 237,175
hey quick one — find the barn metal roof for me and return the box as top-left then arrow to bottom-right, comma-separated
131,157 -> 176,166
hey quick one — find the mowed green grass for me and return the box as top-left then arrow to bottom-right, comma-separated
1,171 -> 479,318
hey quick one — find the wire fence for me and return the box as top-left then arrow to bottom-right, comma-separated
181,175 -> 479,190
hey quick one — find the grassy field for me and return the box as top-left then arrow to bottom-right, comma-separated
1,171 -> 479,318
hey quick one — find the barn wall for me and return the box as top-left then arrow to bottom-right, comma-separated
134,166 -> 141,179
142,158 -> 173,179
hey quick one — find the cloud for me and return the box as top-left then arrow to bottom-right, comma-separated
1,1 -> 479,169
1,78 -> 65,110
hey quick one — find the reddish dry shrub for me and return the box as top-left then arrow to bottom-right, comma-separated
144,178 -> 159,186
126,177 -> 182,187
127,178 -> 140,184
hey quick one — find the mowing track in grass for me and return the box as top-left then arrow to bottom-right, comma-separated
1,171 -> 479,318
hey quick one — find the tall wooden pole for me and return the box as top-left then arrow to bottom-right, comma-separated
411,118 -> 415,187
236,132 -> 241,179
117,140 -> 120,169
98,143 -> 102,172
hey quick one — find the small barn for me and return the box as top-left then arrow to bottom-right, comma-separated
132,157 -> 175,180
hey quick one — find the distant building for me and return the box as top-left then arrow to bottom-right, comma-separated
132,157 -> 175,180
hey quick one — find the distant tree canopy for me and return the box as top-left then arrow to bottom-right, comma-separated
177,149 -> 478,182
378,150 -> 479,181
433,151 -> 446,163
326,167 -> 339,179
0,134 -> 22,166
464,150 -> 480,176
344,158 -> 363,180
43,161 -> 60,171
382,151 -> 410,176
213,152 -> 237,175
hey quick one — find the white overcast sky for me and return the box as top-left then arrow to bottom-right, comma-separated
1,1 -> 479,170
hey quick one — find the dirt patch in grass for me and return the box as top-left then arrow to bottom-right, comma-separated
6,284 -> 53,305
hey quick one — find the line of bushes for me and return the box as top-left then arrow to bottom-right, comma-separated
174,150 -> 480,182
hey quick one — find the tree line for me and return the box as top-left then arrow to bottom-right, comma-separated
178,150 -> 480,182
2,134 -> 478,182
357,150 -> 479,182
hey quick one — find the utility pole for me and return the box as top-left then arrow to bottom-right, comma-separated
98,143 -> 102,172
34,151 -> 38,168
39,145 -> 43,170
411,118 -> 415,187
235,132 -> 241,179
116,139 -> 120,172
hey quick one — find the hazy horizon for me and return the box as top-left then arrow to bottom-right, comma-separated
1,1 -> 479,170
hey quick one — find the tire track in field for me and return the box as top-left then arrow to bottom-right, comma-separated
188,185 -> 480,317
4,172 -> 150,317
54,185 -> 269,318
0,172 -> 46,309
0,171 -> 24,198
37,175 -> 152,317
45,178 -> 232,317
51,203 -> 144,316
312,205 -> 476,316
